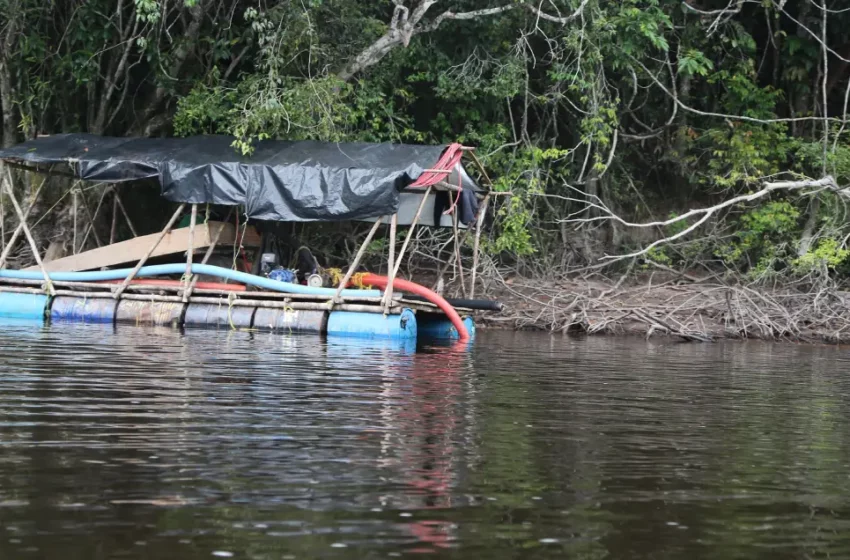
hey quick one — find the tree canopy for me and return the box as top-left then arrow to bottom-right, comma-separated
1,0 -> 849,278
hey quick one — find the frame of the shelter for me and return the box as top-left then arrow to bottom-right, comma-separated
0,145 -> 509,318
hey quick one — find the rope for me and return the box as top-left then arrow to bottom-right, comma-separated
351,272 -> 372,290
326,267 -> 344,287
324,267 -> 372,289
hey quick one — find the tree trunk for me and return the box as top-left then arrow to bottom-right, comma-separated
129,1 -> 206,136
0,61 -> 17,148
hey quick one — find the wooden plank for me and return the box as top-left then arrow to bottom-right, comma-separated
25,221 -> 261,272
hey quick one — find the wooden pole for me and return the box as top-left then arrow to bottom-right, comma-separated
72,187 -> 78,254
182,203 -> 198,302
0,176 -> 47,269
466,149 -> 495,189
433,224 -> 472,292
79,185 -> 111,250
3,168 -> 54,295
114,190 -> 138,237
0,178 -> 4,254
392,186 -> 432,279
78,188 -> 103,248
110,189 -> 118,245
333,218 -> 383,304
112,203 -> 186,299
452,208 -> 468,298
470,194 -> 490,299
382,213 -> 398,314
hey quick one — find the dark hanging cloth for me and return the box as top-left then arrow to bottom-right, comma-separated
433,188 -> 480,226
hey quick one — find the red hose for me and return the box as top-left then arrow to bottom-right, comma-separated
97,279 -> 247,291
361,273 -> 470,341
410,143 -> 464,188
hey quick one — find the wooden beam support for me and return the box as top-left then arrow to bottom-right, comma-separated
112,203 -> 186,299
470,194 -> 489,299
392,186 -> 432,280
114,189 -> 138,237
3,168 -> 54,295
78,187 -> 103,248
382,213 -> 398,314
183,207 -> 234,301
110,190 -> 118,245
333,219 -> 383,304
182,204 -> 198,302
0,174 -> 47,270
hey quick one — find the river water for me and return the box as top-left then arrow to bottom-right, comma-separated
1,325 -> 849,559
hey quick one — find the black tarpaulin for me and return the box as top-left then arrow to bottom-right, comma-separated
0,133 -> 481,223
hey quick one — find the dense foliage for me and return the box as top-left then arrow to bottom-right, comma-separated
1,0 -> 849,279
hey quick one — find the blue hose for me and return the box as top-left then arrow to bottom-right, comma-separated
0,264 -> 383,299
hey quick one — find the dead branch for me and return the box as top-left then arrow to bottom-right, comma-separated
337,0 -> 593,82
557,175 -> 843,265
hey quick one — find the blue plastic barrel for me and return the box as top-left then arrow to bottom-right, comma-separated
51,296 -> 118,323
0,292 -> 48,321
417,312 -> 475,340
326,308 -> 417,340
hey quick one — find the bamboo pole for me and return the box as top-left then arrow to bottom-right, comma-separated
452,208 -> 468,298
182,203 -> 197,302
112,203 -> 186,299
1,179 -> 4,254
470,194 -> 490,299
0,176 -> 47,269
3,168 -> 54,295
72,188 -> 78,254
433,227 -> 472,291
79,185 -> 111,250
392,186 -> 432,280
110,190 -> 118,245
332,218 -> 383,304
465,149 -> 495,189
114,190 -> 138,237
382,213 -> 398,314
78,188 -> 103,248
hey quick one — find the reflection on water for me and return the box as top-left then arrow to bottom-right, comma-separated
1,324 -> 850,558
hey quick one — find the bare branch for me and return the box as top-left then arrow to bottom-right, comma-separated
526,0 -> 592,24
422,5 -> 519,33
339,0 -> 593,81
631,56 -> 846,124
563,176 -> 845,264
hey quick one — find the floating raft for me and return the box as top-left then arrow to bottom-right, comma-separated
0,134 -> 502,344
0,283 -> 474,342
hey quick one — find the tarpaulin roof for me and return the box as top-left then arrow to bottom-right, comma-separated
0,133 -> 481,223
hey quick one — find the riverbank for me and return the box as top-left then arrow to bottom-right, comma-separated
475,272 -> 850,345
